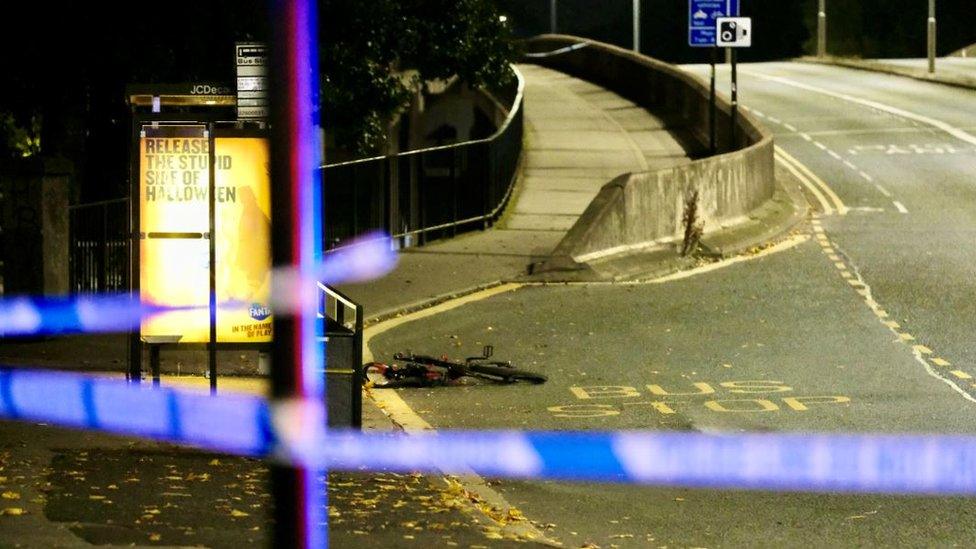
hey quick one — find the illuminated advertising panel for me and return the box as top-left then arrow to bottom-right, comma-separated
139,127 -> 272,343
214,137 -> 272,343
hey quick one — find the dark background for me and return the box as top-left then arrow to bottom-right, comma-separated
496,0 -> 976,63
2,0 -> 975,203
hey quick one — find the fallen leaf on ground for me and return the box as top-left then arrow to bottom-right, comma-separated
230,509 -> 249,517
1,492 -> 19,500
0,508 -> 25,516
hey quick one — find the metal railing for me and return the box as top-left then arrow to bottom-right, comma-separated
67,68 -> 525,289
69,198 -> 130,293
322,65 -> 525,250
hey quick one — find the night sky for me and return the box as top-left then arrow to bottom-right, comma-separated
2,1 -> 974,202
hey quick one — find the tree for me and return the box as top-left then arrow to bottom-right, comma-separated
320,0 -> 517,155
0,1 -> 515,195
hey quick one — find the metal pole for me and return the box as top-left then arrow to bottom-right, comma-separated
730,48 -> 738,148
207,124 -> 217,395
128,117 -> 142,384
633,0 -> 640,53
817,0 -> 827,58
710,47 -> 717,154
550,0 -> 557,34
269,0 -> 326,547
928,0 -> 937,74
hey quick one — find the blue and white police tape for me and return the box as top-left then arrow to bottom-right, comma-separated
2,367 -> 976,495
0,232 -> 397,337
0,294 -> 179,337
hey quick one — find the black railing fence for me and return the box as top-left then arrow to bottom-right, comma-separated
68,66 -> 524,291
69,198 -> 130,293
322,66 -> 525,250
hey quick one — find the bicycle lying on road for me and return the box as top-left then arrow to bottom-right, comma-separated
364,346 -> 547,388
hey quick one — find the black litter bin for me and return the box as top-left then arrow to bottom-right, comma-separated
320,285 -> 363,429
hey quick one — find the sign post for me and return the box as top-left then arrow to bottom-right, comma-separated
716,16 -> 751,148
709,47 -> 718,153
689,0 -> 739,153
208,124 -> 217,394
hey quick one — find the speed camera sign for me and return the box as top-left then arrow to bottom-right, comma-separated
716,17 -> 751,48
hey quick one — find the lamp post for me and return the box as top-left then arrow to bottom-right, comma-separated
928,0 -> 937,74
817,0 -> 827,58
633,0 -> 641,53
550,0 -> 557,34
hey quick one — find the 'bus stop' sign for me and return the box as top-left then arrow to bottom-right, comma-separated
689,0 -> 740,47
236,43 -> 268,120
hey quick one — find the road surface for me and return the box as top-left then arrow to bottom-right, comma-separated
369,61 -> 976,547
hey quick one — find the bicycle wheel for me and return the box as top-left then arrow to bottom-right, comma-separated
465,363 -> 547,384
363,362 -> 420,388
363,362 -> 446,388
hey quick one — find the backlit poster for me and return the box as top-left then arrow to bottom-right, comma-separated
139,127 -> 272,343
214,137 -> 272,343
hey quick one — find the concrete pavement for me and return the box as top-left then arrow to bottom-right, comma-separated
336,63 -> 697,316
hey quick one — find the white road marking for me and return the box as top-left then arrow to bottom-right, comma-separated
745,70 -> 976,147
752,109 -> 766,118
843,160 -> 858,170
893,201 -> 909,213
799,133 -> 813,142
827,150 -> 843,161
776,146 -> 848,215
768,116 -> 782,124
814,141 -> 828,151
783,123 -> 798,132
859,171 -> 874,182
875,184 -> 892,197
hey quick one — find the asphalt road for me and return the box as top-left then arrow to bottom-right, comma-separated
369,62 -> 976,547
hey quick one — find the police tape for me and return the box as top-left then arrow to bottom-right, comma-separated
0,233 -> 396,337
2,367 -> 976,495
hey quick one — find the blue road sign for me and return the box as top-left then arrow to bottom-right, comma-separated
689,0 -> 740,47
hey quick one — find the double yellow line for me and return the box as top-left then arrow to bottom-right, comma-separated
775,145 -> 847,216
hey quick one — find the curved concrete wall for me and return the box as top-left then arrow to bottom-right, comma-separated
524,35 -> 775,265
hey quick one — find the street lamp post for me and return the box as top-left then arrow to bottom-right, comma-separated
817,0 -> 827,58
928,0 -> 937,74
633,0 -> 640,53
550,0 -> 557,34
